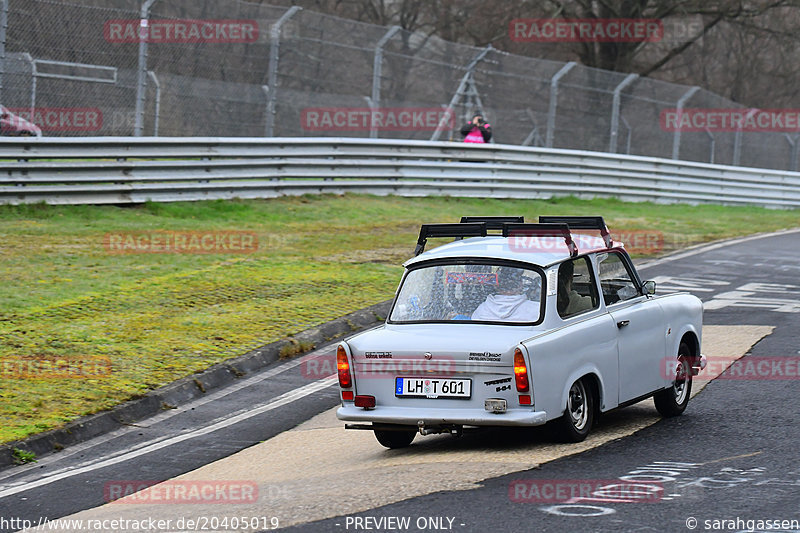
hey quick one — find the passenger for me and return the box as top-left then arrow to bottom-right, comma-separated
471,267 -> 538,322
557,260 -> 593,317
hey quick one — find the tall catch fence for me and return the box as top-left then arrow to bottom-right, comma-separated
0,0 -> 797,171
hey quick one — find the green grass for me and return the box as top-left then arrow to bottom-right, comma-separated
0,194 -> 798,444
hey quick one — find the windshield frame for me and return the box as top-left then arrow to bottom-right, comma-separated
387,257 -> 547,326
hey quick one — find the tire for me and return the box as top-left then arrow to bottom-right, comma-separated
654,342 -> 693,417
374,425 -> 416,449
554,378 -> 594,443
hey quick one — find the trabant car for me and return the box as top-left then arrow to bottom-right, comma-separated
336,216 -> 705,448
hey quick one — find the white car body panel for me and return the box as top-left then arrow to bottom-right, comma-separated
336,231 -> 703,431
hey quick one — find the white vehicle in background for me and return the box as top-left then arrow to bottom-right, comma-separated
0,105 -> 42,136
336,216 -> 705,448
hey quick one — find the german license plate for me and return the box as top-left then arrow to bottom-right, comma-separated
395,377 -> 471,398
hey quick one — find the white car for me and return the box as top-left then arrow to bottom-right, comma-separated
336,216 -> 705,448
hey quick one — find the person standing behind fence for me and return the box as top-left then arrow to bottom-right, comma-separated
460,113 -> 492,143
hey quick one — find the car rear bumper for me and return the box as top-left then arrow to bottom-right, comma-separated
337,405 -> 548,427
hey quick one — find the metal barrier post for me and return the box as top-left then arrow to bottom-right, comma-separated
705,128 -> 715,164
370,26 -> 400,139
671,86 -> 700,160
0,0 -> 7,108
521,109 -> 542,146
545,61 -> 576,148
134,0 -> 157,137
784,134 -> 799,171
621,116 -> 632,154
609,73 -> 638,153
148,71 -> 160,136
733,108 -> 758,166
265,6 -> 301,137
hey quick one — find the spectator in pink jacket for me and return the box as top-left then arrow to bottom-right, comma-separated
460,113 -> 492,143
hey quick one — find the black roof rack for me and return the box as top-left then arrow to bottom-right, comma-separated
460,216 -> 524,231
538,216 -> 613,248
415,223 -> 487,256
502,223 -> 578,257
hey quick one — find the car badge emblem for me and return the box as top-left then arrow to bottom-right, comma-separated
424,352 -> 433,360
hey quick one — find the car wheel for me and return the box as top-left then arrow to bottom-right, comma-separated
374,425 -> 416,449
554,378 -> 594,443
654,342 -> 693,417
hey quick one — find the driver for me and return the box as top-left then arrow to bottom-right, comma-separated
557,259 -> 593,317
471,267 -> 539,322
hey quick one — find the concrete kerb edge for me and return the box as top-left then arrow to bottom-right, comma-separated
0,300 -> 393,469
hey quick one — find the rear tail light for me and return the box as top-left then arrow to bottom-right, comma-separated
337,345 -> 352,390
514,348 -> 530,393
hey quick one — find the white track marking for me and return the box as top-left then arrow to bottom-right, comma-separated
0,376 -> 336,499
0,353 -> 321,484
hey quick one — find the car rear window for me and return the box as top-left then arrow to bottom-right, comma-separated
390,263 -> 543,324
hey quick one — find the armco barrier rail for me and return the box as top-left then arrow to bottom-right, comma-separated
1,137 -> 800,207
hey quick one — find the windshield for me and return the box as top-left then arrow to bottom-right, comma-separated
390,263 -> 543,324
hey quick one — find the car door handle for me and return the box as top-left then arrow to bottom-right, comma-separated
617,320 -> 630,328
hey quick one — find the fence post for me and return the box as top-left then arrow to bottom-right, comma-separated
265,6 -> 301,137
705,128 -> 715,164
545,61 -> 576,148
430,44 -> 493,142
521,109 -> 542,146
733,108 -> 757,166
134,0 -> 158,137
370,26 -> 400,139
609,73 -> 638,153
671,86 -> 699,160
620,116 -> 632,154
0,0 -> 7,109
147,71 -> 160,136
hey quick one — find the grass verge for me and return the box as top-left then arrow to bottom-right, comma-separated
0,194 -> 798,444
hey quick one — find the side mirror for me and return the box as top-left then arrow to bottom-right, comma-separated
642,280 -> 656,296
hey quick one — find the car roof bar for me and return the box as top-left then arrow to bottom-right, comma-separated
460,216 -> 524,231
502,223 -> 579,257
538,216 -> 613,248
415,223 -> 487,256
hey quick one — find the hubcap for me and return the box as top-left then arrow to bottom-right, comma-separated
673,359 -> 689,404
568,381 -> 588,430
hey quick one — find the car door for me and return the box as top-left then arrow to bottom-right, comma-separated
595,251 -> 667,402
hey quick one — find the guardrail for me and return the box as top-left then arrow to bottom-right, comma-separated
2,137 -> 800,207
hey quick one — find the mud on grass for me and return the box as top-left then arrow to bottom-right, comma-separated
0,194 -> 798,443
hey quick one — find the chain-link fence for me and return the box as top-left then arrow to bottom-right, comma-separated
1,0 -> 797,171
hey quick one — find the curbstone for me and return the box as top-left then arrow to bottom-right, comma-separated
0,300 -> 392,470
